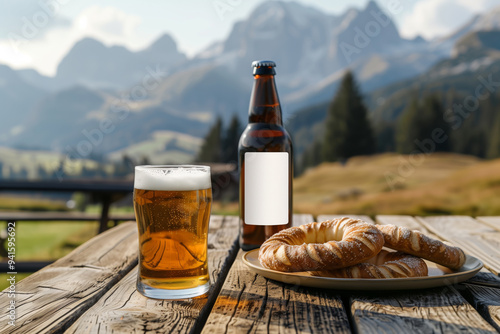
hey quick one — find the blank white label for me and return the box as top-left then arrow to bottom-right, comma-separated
244,152 -> 289,225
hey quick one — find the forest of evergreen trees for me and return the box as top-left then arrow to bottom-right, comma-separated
197,70 -> 500,175
195,114 -> 242,164
300,74 -> 500,174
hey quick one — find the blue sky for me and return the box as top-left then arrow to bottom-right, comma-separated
0,0 -> 499,76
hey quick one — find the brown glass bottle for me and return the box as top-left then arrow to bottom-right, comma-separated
238,60 -> 293,251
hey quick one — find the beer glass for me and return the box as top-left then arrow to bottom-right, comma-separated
134,165 -> 212,299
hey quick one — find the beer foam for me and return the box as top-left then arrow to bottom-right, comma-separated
134,166 -> 211,191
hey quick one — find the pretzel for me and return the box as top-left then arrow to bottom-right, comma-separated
376,224 -> 466,270
258,217 -> 384,272
310,250 -> 428,278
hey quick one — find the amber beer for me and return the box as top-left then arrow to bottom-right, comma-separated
134,165 -> 212,299
238,60 -> 293,250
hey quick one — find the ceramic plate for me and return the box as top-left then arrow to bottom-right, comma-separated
242,249 -> 483,290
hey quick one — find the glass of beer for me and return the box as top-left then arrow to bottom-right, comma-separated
133,165 -> 212,299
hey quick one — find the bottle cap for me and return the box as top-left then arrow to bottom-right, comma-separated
252,60 -> 276,75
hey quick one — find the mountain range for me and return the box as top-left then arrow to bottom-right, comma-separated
1,0 -> 500,162
288,28 -> 500,155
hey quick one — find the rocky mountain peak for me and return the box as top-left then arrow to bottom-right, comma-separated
144,33 -> 179,55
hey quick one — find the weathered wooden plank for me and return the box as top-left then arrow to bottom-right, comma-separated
376,215 -> 434,234
293,213 -> 315,226
202,250 -> 351,334
346,216 -> 500,333
458,283 -> 500,332
376,216 -> 500,331
417,216 -> 500,275
0,222 -> 138,334
376,215 -> 500,287
350,286 -> 497,334
203,214 -> 352,333
65,215 -> 239,334
477,217 -> 500,233
317,215 -> 374,224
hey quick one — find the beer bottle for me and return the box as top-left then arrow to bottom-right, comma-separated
238,60 -> 293,251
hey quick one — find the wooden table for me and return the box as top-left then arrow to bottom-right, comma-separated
1,215 -> 500,333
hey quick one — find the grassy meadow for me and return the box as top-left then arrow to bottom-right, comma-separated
0,220 -> 97,290
294,153 -> 500,217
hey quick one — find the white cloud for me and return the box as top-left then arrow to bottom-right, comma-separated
400,0 -> 500,40
0,0 -> 70,39
73,6 -> 143,49
0,5 -> 147,76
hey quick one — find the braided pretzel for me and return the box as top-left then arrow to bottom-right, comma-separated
376,224 -> 466,270
310,250 -> 428,278
258,217 -> 384,272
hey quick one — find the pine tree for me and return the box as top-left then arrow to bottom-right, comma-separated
36,164 -> 48,179
222,114 -> 242,163
322,71 -> 375,162
310,141 -> 323,167
397,95 -> 451,154
197,116 -> 223,163
139,156 -> 151,165
421,95 -> 451,152
300,148 -> 313,174
300,141 -> 323,174
122,154 -> 135,172
375,122 -> 396,152
487,113 -> 500,159
396,99 -> 420,154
